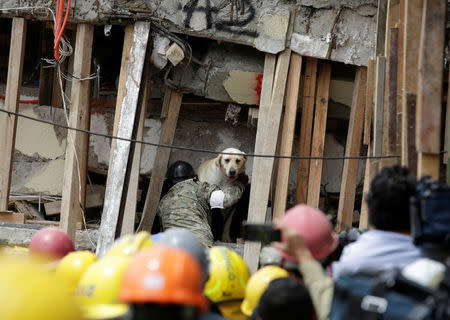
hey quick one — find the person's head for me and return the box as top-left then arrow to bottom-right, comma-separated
205,246 -> 250,320
55,250 -> 96,293
120,246 -> 208,320
166,161 -> 196,185
240,266 -> 289,317
0,255 -> 83,320
158,228 -> 210,284
367,165 -> 416,232
76,255 -> 132,320
278,205 -> 338,261
29,227 -> 74,262
251,277 -> 314,320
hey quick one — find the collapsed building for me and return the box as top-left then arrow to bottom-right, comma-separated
0,0 -> 448,269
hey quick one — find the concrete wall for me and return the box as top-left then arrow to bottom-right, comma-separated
0,0 -> 376,66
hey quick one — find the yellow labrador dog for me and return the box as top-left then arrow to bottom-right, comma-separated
197,147 -> 247,188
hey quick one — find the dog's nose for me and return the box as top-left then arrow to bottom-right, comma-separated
229,169 -> 236,176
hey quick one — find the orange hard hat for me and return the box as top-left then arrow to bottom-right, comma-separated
120,245 -> 209,314
279,205 -> 338,260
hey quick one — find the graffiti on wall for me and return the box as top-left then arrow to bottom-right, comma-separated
182,0 -> 259,37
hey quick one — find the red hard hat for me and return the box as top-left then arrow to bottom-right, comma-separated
278,205 -> 338,260
29,227 -> 74,260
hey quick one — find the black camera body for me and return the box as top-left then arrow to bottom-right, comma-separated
410,177 -> 450,249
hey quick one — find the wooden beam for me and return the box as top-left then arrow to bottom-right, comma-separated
97,22 -> 150,257
336,67 -> 367,232
244,50 -> 291,273
47,192 -> 104,216
388,27 -> 399,155
296,57 -> 318,204
139,88 -> 183,231
306,63 -> 332,208
0,18 -> 27,211
416,0 -> 446,178
375,0 -> 388,56
120,62 -> 152,236
273,53 -> 302,220
363,58 -> 376,145
373,56 -> 386,165
59,24 -> 94,240
359,142 -> 373,228
0,211 -> 25,224
445,70 -> 450,181
401,0 -> 422,169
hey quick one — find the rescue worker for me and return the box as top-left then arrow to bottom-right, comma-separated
157,174 -> 247,247
0,255 -> 83,320
120,245 -> 209,320
240,265 -> 289,317
104,231 -> 153,257
55,250 -> 96,293
205,246 -> 251,320
76,255 -> 133,320
162,160 -> 196,196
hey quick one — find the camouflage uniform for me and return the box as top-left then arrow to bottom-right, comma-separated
157,178 -> 245,247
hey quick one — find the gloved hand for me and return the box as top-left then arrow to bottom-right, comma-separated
236,173 -> 249,186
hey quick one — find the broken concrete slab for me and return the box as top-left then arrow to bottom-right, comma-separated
1,0 -> 376,65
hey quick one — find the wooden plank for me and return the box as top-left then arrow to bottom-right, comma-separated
97,22 -> 150,257
336,67 -> 367,232
363,58 -> 376,146
376,0 -> 388,56
139,88 -> 183,231
244,50 -> 291,273
445,69 -> 450,170
59,24 -> 94,241
273,53 -> 302,220
27,219 -> 84,229
401,0 -> 422,168
417,153 -> 440,179
296,57 -> 318,204
306,63 -> 332,208
373,56 -> 386,162
359,142 -> 373,228
0,18 -> 27,211
416,0 -> 445,154
38,26 -> 53,106
0,211 -> 24,224
120,60 -> 152,236
388,27 -> 399,154
397,0 -> 405,147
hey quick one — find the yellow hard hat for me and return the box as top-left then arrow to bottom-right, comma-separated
205,246 -> 250,303
0,255 -> 83,320
240,266 -> 288,316
56,250 -> 96,292
76,255 -> 132,319
104,231 -> 153,257
218,300 -> 248,320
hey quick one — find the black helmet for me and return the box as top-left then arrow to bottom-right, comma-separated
166,161 -> 196,184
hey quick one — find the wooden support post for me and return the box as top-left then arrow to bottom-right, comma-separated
244,50 -> 291,273
139,88 -> 183,232
363,58 -> 376,146
445,70 -> 450,182
60,24 -> 94,240
306,63 -> 332,208
0,18 -> 27,211
388,27 -> 399,155
401,0 -> 422,170
375,0 -> 388,56
359,142 -> 373,228
373,56 -> 386,172
120,63 -> 152,236
336,67 -> 367,232
416,0 -> 446,179
97,22 -> 150,256
273,53 -> 302,220
296,57 -> 318,204
38,26 -> 53,106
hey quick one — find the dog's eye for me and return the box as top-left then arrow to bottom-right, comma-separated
224,159 -> 230,163
236,159 -> 241,164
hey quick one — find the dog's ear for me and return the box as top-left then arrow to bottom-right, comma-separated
215,154 -> 222,168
